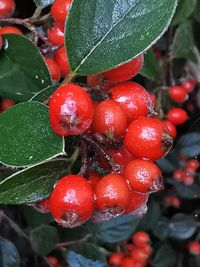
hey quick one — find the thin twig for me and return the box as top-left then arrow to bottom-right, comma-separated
78,141 -> 89,177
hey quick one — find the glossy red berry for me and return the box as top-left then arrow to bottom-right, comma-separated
92,100 -> 127,140
108,146 -> 135,166
125,117 -> 173,160
149,92 -> 156,107
102,54 -> 144,83
132,232 -> 150,247
48,257 -> 61,267
110,81 -> 153,122
44,56 -> 61,81
167,107 -> 188,125
88,172 -> 102,189
163,120 -> 177,138
124,160 -> 163,193
50,175 -> 94,228
0,26 -> 22,35
173,170 -> 184,182
47,23 -> 64,46
51,0 -> 72,25
188,242 -> 200,255
95,173 -> 130,214
109,252 -> 124,266
1,98 -> 15,111
186,160 -> 200,171
130,247 -> 148,263
181,79 -> 197,93
124,191 -> 149,215
49,83 -> 94,136
168,85 -> 188,103
0,0 -> 15,17
120,257 -> 135,267
54,46 -> 70,78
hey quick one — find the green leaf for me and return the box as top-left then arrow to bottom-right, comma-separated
152,243 -> 177,267
171,22 -> 195,60
0,159 -> 69,204
30,225 -> 59,255
176,132 -> 200,157
0,102 -> 64,167
140,49 -> 160,81
30,85 -> 59,102
153,217 -> 170,241
66,0 -> 177,75
33,0 -> 54,8
193,1 -> 200,22
0,35 -> 52,102
22,206 -> 53,227
175,183 -> 200,200
0,236 -> 20,267
172,0 -> 197,25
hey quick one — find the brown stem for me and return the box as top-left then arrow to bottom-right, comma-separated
78,141 -> 89,177
56,234 -> 92,248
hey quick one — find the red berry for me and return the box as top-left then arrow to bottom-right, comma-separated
47,23 -> 64,46
102,54 -> 144,83
149,92 -> 156,107
1,98 -> 15,111
87,74 -> 102,87
186,160 -> 200,171
143,244 -> 153,256
173,170 -> 184,182
124,160 -> 163,193
49,83 -> 94,136
92,100 -> 127,140
54,46 -> 70,78
108,146 -> 135,166
132,232 -> 150,247
50,175 -> 94,228
164,196 -> 181,208
48,256 -> 58,265
88,172 -> 102,189
182,173 -> 194,185
110,81 -> 153,122
130,247 -> 148,263
0,0 -> 15,17
0,34 -> 2,49
168,85 -> 188,103
124,191 -> 149,215
32,198 -> 51,213
0,26 -> 22,35
167,107 -> 188,125
188,242 -> 200,255
124,117 -> 173,160
44,56 -> 61,81
109,252 -> 124,266
51,0 -> 72,25
163,120 -> 177,138
181,79 -> 197,93
95,173 -> 130,214
120,257 -> 135,267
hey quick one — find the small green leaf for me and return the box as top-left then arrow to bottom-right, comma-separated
33,0 -> 54,8
66,0 -> 177,75
0,102 -> 64,167
0,35 -> 52,102
172,0 -> 197,25
140,49 -> 160,81
0,159 -> 69,204
152,243 -> 177,267
0,236 -> 20,267
30,225 -> 59,255
30,85 -> 59,102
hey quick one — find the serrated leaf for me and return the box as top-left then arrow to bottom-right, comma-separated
30,225 -> 59,255
0,236 -> 20,267
140,49 -> 160,81
0,35 -> 51,102
152,243 -> 177,267
176,132 -> 200,157
33,0 -> 54,8
66,0 -> 177,75
30,85 -> 59,102
0,159 -> 69,204
172,0 -> 197,25
0,102 -> 64,167
175,183 -> 200,200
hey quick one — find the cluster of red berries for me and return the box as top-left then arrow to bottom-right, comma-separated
109,231 -> 152,267
163,196 -> 181,209
173,159 -> 199,185
187,241 -> 200,256
48,256 -> 61,267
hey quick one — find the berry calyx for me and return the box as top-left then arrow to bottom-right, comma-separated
54,46 -> 70,78
168,85 -> 188,103
110,81 -> 153,121
51,0 -> 72,25
124,159 -> 163,193
0,0 -> 15,18
102,54 -> 144,83
50,175 -> 95,228
49,83 -> 94,136
132,232 -> 150,247
0,26 -> 22,35
44,56 -> 61,81
95,173 -> 130,215
167,107 -> 188,125
124,117 -> 173,160
47,23 -> 64,46
92,99 -> 127,140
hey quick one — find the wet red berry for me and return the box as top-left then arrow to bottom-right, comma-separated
181,79 -> 197,93
125,117 -> 173,160
44,56 -> 61,81
51,0 -> 72,25
188,242 -> 200,255
132,232 -> 150,247
110,81 -> 153,122
167,107 -> 188,125
49,83 -> 94,136
120,257 -> 135,267
54,46 -> 70,78
92,100 -> 127,140
1,98 -> 15,111
124,191 -> 149,215
102,54 -> 144,83
0,0 -> 15,17
124,159 -> 163,193
108,146 -> 135,166
163,120 -> 177,138
50,175 -> 94,228
168,85 -> 188,103
47,23 -> 64,46
173,170 -> 184,182
0,26 -> 22,35
88,172 -> 102,189
109,252 -> 124,266
186,160 -> 200,171
130,247 -> 148,263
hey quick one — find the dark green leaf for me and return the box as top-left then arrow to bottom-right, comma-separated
0,236 -> 20,267
30,85 -> 59,102
140,49 -> 160,81
0,102 -> 64,167
30,225 -> 59,255
172,0 -> 197,25
176,132 -> 200,157
0,159 -> 69,204
152,243 -> 177,267
67,251 -> 105,267
66,0 -> 177,75
33,0 -> 54,8
193,1 -> 200,22
175,183 -> 200,200
157,151 -> 179,173
153,217 -> 170,241
0,35 -> 51,102
171,22 -> 195,60
169,214 -> 197,240
22,206 -> 53,227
